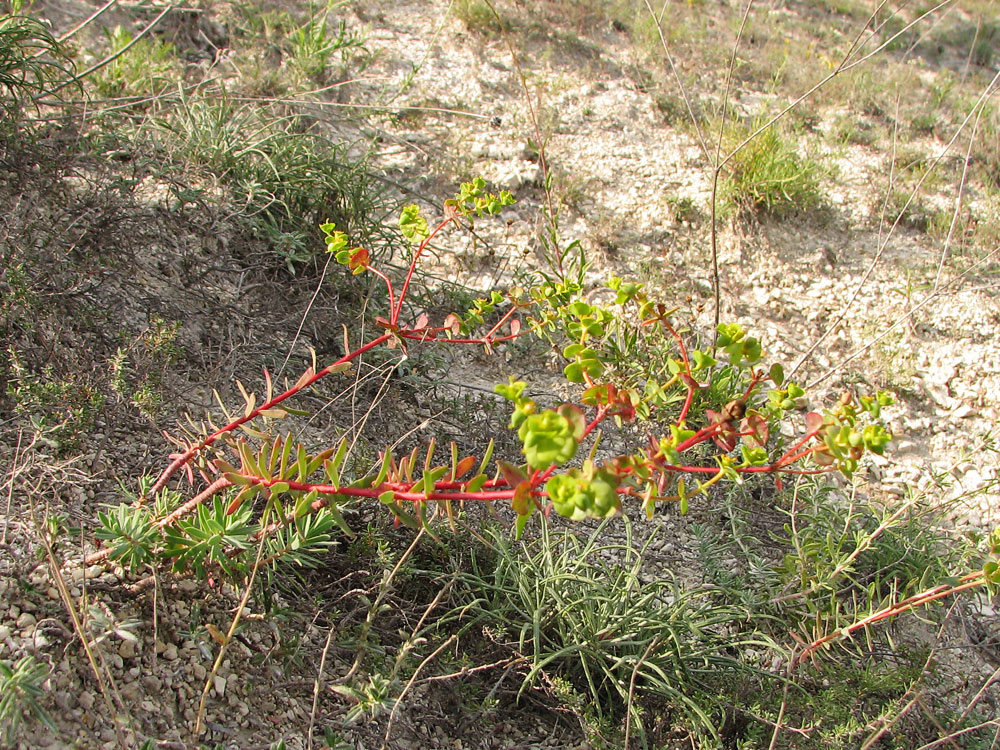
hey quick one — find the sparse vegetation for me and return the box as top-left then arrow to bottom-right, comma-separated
721,122 -> 826,216
0,655 -> 55,743
2,0 -> 999,748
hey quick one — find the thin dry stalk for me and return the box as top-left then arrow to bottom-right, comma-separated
38,3 -> 177,98
26,490 -> 131,748
193,534 -> 267,738
794,65 -> 1000,380
860,605 -> 953,750
914,719 -> 1000,750
276,252 -> 337,381
51,0 -> 120,46
766,654 -> 795,750
706,0 -> 755,336
306,627 -> 337,750
382,634 -> 458,748
934,104 -> 983,291
483,0 -> 560,268
2,429 -> 25,545
640,0 -> 710,160
340,527 -> 427,685
623,636 -> 660,749
807,243 -> 1000,388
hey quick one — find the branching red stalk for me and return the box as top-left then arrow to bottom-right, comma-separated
398,331 -> 523,345
392,217 -> 454,326
794,572 -> 986,666
146,332 -> 394,499
582,405 -> 611,440
128,192 -> 885,580
364,265 -> 396,315
158,477 -> 234,527
678,383 -> 697,425
674,421 -> 726,452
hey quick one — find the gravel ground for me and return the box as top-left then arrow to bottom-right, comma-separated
2,1 -> 998,748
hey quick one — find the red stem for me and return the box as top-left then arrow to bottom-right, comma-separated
582,405 -> 611,439
148,332 -> 394,498
248,475 -> 517,503
678,383 -> 697,424
392,217 -> 453,326
776,426 -> 824,467
795,572 -> 986,666
675,421 -> 725,453
365,266 -> 396,315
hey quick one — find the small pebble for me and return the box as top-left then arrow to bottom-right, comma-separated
16,611 -> 37,629
119,639 -> 137,659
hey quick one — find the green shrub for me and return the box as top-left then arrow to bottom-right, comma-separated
91,25 -> 178,99
457,518 -> 771,745
0,656 -> 55,743
722,123 -> 824,216
0,8 -> 71,118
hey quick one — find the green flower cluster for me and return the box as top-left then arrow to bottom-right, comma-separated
818,422 -> 892,476
447,177 -> 515,217
519,410 -> 578,469
496,379 -> 585,470
716,323 -> 762,368
545,467 -> 620,521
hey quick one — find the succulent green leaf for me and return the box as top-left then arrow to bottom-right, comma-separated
399,204 -> 429,244
518,410 -> 579,469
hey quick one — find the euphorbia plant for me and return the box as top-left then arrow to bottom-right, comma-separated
93,178 -> 896,575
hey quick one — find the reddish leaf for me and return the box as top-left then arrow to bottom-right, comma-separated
611,402 -> 636,421
348,246 -> 369,271
497,460 -> 528,488
444,313 -> 461,335
679,372 -> 708,390
454,455 -> 477,480
712,432 -> 738,452
813,448 -> 835,466
509,318 -> 521,336
512,480 -> 532,516
805,412 -> 825,433
742,413 -> 769,447
414,312 -> 429,330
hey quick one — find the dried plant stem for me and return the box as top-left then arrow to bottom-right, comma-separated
27,492 -> 130,748
623,636 -> 660,748
709,0 -> 755,336
339,528 -> 426,685
1,429 -> 24,545
806,244 -> 1000,388
794,65 -> 1000,380
306,627 -> 337,750
382,634 -> 458,749
933,101 -> 983,292
193,532 -> 266,739
38,3 -> 177,97
51,0 -> 120,46
767,653 -> 797,750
